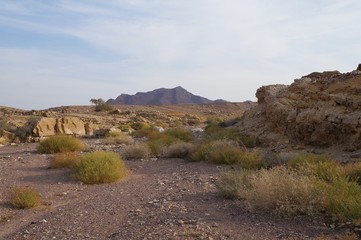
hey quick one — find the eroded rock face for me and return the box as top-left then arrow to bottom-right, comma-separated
33,117 -> 94,137
240,69 -> 361,151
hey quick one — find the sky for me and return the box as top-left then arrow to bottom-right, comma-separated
0,1 -> 361,110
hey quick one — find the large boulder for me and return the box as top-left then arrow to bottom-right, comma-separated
33,117 -> 94,137
240,68 -> 361,151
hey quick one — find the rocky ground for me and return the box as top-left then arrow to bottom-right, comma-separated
0,141 -> 352,240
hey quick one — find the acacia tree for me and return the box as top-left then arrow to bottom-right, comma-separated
90,98 -> 113,112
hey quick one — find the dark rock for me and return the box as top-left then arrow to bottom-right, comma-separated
107,86 -> 226,105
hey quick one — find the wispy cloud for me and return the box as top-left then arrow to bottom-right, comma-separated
1,0 -> 361,109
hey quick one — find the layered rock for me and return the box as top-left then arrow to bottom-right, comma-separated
240,68 -> 361,151
33,117 -> 94,137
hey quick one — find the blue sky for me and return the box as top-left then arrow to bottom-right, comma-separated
1,0 -> 360,110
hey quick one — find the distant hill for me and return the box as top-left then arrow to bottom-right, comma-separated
106,86 -> 226,105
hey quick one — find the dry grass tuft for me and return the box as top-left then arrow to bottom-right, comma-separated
10,187 -> 41,209
120,143 -> 151,160
50,152 -> 80,168
343,162 -> 361,185
102,132 -> 134,145
162,142 -> 195,159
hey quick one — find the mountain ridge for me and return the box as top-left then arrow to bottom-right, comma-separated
107,86 -> 226,105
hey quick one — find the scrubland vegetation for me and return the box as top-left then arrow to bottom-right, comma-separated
217,153 -> 361,225
25,119 -> 361,232
38,135 -> 128,184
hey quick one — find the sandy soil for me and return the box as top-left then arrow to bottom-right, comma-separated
0,142 -> 349,240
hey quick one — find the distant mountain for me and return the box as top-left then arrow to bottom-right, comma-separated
107,86 -> 226,105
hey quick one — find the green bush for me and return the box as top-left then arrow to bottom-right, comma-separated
217,161 -> 361,224
132,125 -> 159,138
147,134 -> 179,155
131,122 -> 151,131
238,150 -> 265,170
10,187 -> 41,209
190,140 -> 243,164
216,166 -> 321,216
163,128 -> 194,143
288,153 -> 331,168
288,154 -> 342,182
50,152 -> 80,168
121,143 -> 151,160
73,151 -> 128,184
204,124 -> 255,148
317,178 -> 361,224
102,132 -> 134,145
38,135 -> 86,154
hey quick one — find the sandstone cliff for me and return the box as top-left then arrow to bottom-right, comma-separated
32,117 -> 94,137
240,68 -> 361,151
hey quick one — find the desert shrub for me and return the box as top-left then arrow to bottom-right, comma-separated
288,153 -> 331,168
162,142 -> 195,159
217,166 -> 321,216
132,125 -> 159,138
0,120 -> 14,135
190,140 -> 243,164
102,132 -> 134,145
261,151 -> 295,167
288,154 -> 342,182
238,150 -> 265,170
317,178 -> 361,224
145,129 -> 190,155
119,124 -> 131,132
73,151 -> 128,184
343,162 -> 361,185
216,170 -> 252,199
50,152 -> 80,168
131,122 -> 151,131
147,134 -> 179,155
38,135 -> 86,154
163,128 -> 194,143
14,117 -> 39,140
10,187 -> 41,209
204,124 -> 255,148
120,143 -> 151,160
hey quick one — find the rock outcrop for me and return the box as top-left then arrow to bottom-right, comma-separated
33,117 -> 94,137
240,68 -> 361,151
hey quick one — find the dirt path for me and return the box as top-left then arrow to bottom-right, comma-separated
0,144 -> 343,239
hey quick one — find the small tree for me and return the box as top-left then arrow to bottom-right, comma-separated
90,98 -> 113,112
